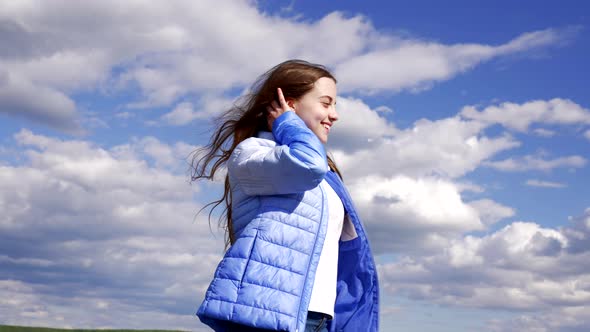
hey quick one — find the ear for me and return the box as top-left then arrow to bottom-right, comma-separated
286,99 -> 296,110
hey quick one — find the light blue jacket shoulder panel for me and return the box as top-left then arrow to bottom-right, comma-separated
228,111 -> 329,195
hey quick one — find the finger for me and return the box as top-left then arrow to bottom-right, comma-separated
270,100 -> 279,109
277,88 -> 290,110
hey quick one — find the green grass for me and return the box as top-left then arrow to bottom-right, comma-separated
0,326 -> 187,332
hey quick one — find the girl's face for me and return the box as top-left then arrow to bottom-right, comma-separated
289,77 -> 338,144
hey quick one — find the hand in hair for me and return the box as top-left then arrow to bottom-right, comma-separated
266,87 -> 294,131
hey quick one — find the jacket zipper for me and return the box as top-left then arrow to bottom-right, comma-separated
295,185 -> 326,332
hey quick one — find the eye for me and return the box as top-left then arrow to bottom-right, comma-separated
323,103 -> 331,108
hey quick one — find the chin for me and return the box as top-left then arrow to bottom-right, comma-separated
314,132 -> 328,144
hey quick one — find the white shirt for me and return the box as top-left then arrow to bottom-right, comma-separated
308,179 -> 345,318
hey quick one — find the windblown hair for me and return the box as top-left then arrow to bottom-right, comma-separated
189,59 -> 343,249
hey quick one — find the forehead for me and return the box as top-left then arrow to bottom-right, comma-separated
310,77 -> 337,97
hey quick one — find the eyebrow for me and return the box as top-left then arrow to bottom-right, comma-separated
319,95 -> 337,105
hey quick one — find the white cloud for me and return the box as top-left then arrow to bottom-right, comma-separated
461,98 -> 590,132
485,154 -> 586,172
335,27 -> 569,94
0,280 -> 211,331
562,208 -> 590,254
374,105 -> 394,114
160,93 -> 235,126
494,26 -> 577,54
468,199 -> 515,226
122,136 -> 198,172
333,115 -> 520,179
0,70 -> 81,133
322,100 -> 532,255
327,96 -> 397,152
0,130 -> 221,330
380,210 -> 590,332
115,112 -> 134,119
0,1 -> 572,131
348,175 -> 484,254
378,216 -> 590,315
532,128 -> 556,137
488,306 -> 590,332
525,179 -> 566,188
456,181 -> 485,193
161,102 -> 198,126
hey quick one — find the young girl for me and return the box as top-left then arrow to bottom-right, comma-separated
193,60 -> 379,332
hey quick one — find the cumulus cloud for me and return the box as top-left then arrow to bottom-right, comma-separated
460,98 -> 590,132
456,181 -> 485,193
327,96 -> 397,152
374,105 -> 394,114
0,130 -> 221,330
0,1 -> 572,131
115,112 -> 134,119
160,94 -> 235,126
324,100 -> 527,254
161,102 -> 199,126
332,115 -> 520,179
346,175 -> 485,254
327,98 -> 587,189
121,136 -> 198,172
379,214 -> 590,318
0,70 -> 81,133
0,280 -> 211,331
525,179 -> 567,188
335,27 -> 571,94
315,90 -> 590,326
484,154 -> 586,172
487,306 -> 590,332
468,199 -> 516,226
532,128 -> 556,137
562,208 -> 590,254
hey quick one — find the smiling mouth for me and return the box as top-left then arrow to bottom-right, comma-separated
322,123 -> 331,132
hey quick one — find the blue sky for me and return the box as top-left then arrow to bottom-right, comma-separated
1,1 -> 589,331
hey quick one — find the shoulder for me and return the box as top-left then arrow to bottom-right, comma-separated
240,135 -> 277,148
229,135 -> 278,165
233,135 -> 277,155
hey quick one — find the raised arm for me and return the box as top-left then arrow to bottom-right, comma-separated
228,110 -> 328,195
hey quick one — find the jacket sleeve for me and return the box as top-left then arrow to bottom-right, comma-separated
228,111 -> 329,195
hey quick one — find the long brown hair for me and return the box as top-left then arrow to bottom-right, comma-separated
189,59 -> 343,249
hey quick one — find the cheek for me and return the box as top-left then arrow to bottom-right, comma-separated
305,111 -> 325,128
301,117 -> 318,131
296,107 -> 317,121
310,106 -> 327,120
295,103 -> 325,125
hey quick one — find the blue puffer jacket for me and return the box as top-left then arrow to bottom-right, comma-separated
197,111 -> 379,332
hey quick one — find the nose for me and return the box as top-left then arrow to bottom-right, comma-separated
329,106 -> 339,122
